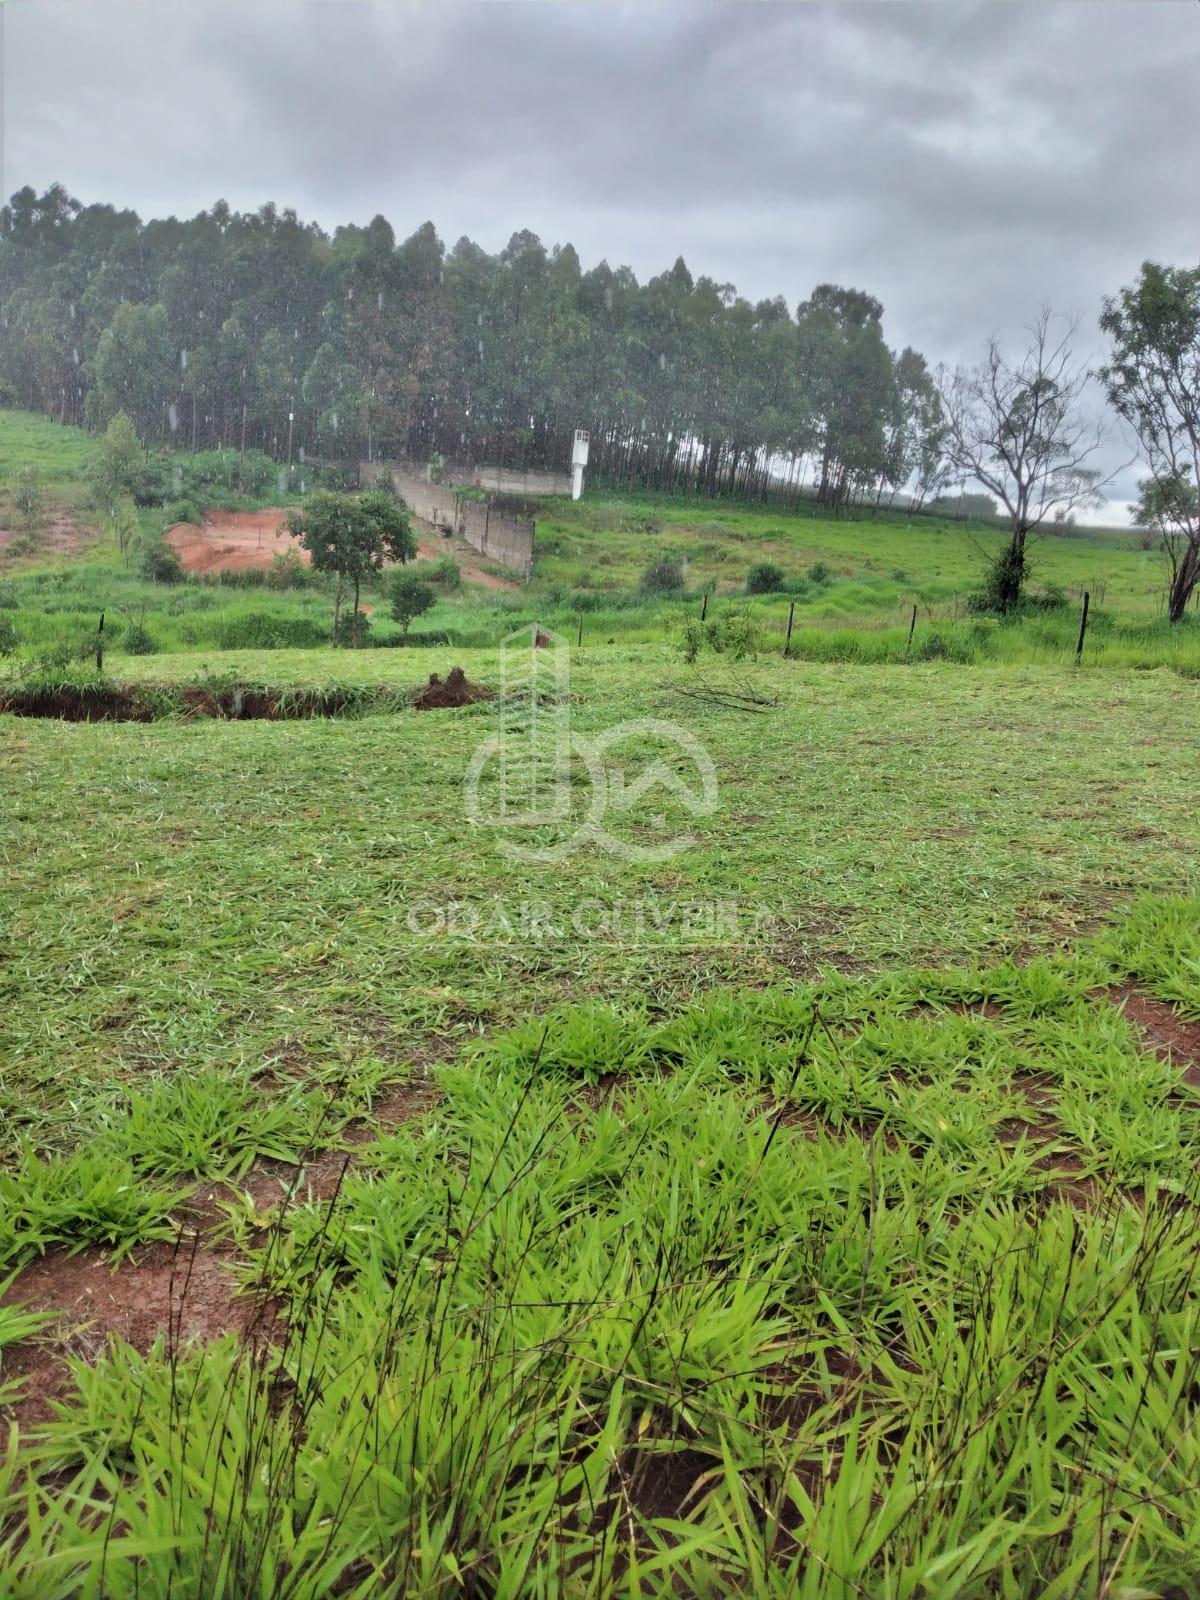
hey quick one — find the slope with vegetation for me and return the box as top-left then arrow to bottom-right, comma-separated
3,408 -> 1199,680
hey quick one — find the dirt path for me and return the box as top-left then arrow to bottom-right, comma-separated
411,515 -> 518,591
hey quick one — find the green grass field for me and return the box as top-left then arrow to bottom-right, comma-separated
5,409 -> 1200,1594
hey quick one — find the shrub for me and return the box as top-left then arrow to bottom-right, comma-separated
13,467 -> 43,530
1027,583 -> 1069,612
746,561 -> 786,595
334,611 -> 372,648
679,609 -> 758,664
122,621 -> 158,656
710,609 -> 758,660
425,555 -> 462,589
163,499 -> 201,527
968,547 -> 1026,615
806,561 -> 830,586
389,571 -> 436,639
131,459 -> 170,507
139,539 -> 186,585
638,556 -> 686,595
266,550 -> 310,591
0,617 -> 17,657
681,616 -> 705,664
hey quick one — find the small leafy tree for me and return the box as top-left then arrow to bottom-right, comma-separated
389,571 -> 435,639
88,411 -> 145,512
1135,473 -> 1200,619
108,496 -> 140,566
358,490 -> 417,572
1100,263 -> 1200,623
288,491 -> 416,641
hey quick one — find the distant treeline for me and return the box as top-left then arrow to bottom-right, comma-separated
0,184 -> 948,508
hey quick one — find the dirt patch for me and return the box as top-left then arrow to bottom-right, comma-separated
412,665 -> 495,710
0,1238 -> 272,1431
0,510 -> 94,562
163,506 -> 518,592
1108,983 -> 1200,1086
1,1083 -> 444,1435
166,509 -> 301,575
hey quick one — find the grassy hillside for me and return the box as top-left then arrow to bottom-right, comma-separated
4,409 -> 1195,676
533,490 -> 1160,614
0,408 -> 95,508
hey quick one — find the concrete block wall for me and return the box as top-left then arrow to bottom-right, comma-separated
361,461 -> 534,578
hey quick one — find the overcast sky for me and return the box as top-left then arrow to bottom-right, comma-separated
4,0 -> 1199,515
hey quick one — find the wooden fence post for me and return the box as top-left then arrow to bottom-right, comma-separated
905,604 -> 918,660
784,600 -> 796,656
700,592 -> 708,622
1075,591 -> 1090,663
96,611 -> 105,674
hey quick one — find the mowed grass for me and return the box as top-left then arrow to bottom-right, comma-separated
4,652 -> 1200,1592
3,650 -> 1199,1153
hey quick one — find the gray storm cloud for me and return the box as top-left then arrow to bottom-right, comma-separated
4,0 -> 1198,508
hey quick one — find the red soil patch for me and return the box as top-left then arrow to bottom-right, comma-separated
412,665 -> 495,709
165,507 -> 518,592
0,1238 -> 272,1431
1109,983 -> 1200,1087
0,1083 -> 442,1437
166,508 -> 302,575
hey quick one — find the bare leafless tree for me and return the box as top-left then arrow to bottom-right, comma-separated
938,309 -> 1104,611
